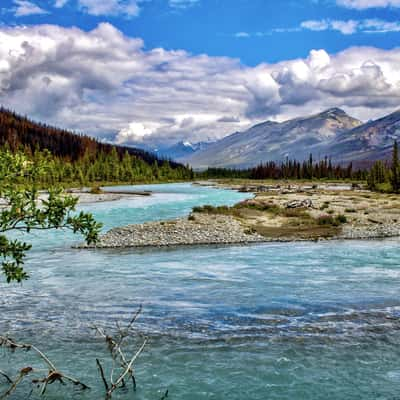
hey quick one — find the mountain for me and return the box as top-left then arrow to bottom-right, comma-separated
182,108 -> 363,169
149,141 -> 212,161
328,109 -> 400,164
0,107 -> 185,169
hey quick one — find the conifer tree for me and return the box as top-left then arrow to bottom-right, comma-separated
391,140 -> 400,193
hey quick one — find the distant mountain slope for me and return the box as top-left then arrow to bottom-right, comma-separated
182,108 -> 363,169
0,107 -> 184,169
154,141 -> 212,160
328,109 -> 400,164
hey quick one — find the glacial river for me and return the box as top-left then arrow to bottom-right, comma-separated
1,183 -> 400,399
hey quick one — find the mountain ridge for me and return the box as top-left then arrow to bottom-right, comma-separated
181,107 -> 364,169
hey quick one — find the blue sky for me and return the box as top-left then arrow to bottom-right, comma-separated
2,0 -> 400,65
1,0 -> 400,146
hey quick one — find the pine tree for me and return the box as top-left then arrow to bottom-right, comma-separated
391,141 -> 400,193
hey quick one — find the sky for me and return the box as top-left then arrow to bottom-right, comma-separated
1,0 -> 400,148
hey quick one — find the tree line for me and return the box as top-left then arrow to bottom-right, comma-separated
198,155 -> 367,181
367,141 -> 400,193
2,146 -> 193,186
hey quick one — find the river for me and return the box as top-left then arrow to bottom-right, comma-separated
1,183 -> 400,399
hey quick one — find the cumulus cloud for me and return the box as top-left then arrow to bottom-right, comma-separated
1,23 -> 400,147
116,122 -> 155,143
12,0 -> 49,16
337,0 -> 400,8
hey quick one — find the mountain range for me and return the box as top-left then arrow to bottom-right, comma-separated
152,141 -> 212,161
178,108 -> 400,169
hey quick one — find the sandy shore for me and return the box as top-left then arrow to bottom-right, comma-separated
45,188 -> 152,204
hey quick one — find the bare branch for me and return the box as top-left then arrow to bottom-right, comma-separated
96,359 -> 109,392
0,371 -> 12,384
108,338 -> 147,397
0,336 -> 89,398
0,367 -> 32,400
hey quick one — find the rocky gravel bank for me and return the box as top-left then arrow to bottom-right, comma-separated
81,213 -> 266,248
339,223 -> 400,240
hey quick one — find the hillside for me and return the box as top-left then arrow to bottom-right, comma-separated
328,109 -> 400,164
0,107 -> 184,168
0,108 -> 192,184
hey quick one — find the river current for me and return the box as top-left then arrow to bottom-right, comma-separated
1,183 -> 400,399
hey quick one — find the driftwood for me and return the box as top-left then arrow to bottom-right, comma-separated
92,305 -> 149,399
285,199 -> 314,209
0,335 -> 89,399
0,306 -> 157,399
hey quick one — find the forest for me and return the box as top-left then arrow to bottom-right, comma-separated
0,108 -> 193,185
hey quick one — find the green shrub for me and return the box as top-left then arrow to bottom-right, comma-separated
336,214 -> 347,224
317,215 -> 336,226
345,208 -> 357,213
317,214 -> 347,227
320,202 -> 330,210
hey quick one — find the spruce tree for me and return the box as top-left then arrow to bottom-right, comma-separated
391,141 -> 400,193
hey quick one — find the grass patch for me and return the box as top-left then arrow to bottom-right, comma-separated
317,214 -> 347,227
89,186 -> 103,194
320,202 -> 330,210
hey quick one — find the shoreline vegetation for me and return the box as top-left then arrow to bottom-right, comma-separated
81,180 -> 400,249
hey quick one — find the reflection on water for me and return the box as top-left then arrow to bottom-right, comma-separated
1,183 -> 400,399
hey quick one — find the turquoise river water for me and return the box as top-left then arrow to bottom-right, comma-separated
1,183 -> 400,399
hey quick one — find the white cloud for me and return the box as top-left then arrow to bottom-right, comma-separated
301,20 -> 330,32
301,18 -> 400,34
13,0 -> 49,16
168,0 -> 200,8
54,0 -> 68,7
337,0 -> 400,8
77,0 -> 140,17
234,32 -> 250,38
1,23 -> 400,147
362,18 -> 400,32
116,122 -> 155,143
52,0 -> 140,16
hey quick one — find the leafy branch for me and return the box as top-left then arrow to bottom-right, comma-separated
0,149 -> 102,283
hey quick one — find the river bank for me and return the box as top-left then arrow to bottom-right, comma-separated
80,213 -> 265,248
83,180 -> 400,249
